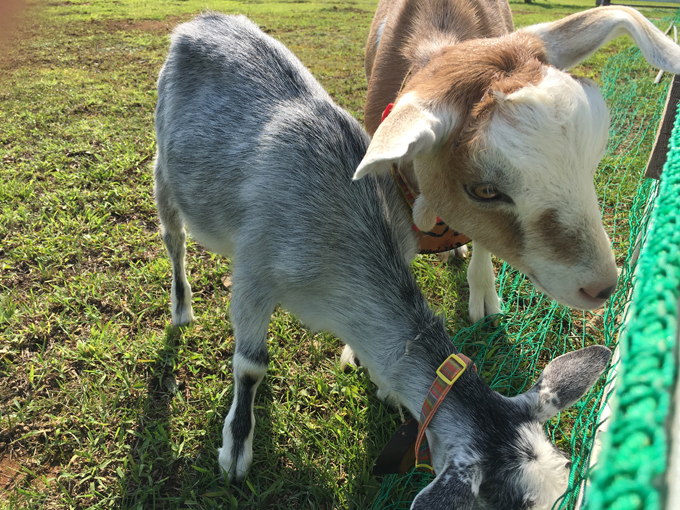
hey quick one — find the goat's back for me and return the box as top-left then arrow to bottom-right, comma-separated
155,13 -> 418,311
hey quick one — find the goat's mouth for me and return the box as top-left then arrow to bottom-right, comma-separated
576,289 -> 609,308
527,273 -> 608,310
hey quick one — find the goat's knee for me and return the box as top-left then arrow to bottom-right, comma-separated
467,245 -> 501,323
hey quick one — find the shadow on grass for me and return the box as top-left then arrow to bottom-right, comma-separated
118,325 -> 383,509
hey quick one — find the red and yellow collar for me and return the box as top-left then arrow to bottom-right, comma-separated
415,353 -> 475,472
371,352 -> 476,476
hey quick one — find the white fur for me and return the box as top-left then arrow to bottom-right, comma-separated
340,343 -> 358,370
522,6 -> 680,73
171,277 -> 194,326
412,195 -> 438,231
516,423 -> 570,510
467,244 -> 501,323
483,69 -> 616,309
375,17 -> 387,52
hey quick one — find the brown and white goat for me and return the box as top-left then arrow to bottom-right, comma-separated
359,3 -> 680,323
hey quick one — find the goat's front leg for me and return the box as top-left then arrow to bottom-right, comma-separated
467,244 -> 501,323
218,282 -> 273,482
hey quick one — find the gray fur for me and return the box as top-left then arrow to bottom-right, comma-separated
154,13 -> 611,509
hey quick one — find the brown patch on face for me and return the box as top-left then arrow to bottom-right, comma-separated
415,143 -> 526,265
533,209 -> 582,266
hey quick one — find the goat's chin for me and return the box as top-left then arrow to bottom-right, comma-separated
527,273 -> 607,310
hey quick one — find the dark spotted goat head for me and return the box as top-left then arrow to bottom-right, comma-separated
411,345 -> 611,510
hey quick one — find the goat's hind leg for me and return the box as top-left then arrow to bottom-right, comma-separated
218,280 -> 274,481
155,162 -> 194,326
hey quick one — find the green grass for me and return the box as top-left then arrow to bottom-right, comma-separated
0,0 -> 675,508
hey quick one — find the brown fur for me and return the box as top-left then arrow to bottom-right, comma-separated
532,209 -> 583,266
415,140 -> 526,264
364,0 -> 514,135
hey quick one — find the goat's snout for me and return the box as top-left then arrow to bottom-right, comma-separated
579,282 -> 616,302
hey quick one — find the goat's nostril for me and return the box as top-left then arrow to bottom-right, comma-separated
580,283 -> 616,301
565,461 -> 572,470
596,284 -> 616,300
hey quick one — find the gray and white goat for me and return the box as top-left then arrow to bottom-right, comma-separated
154,13 -> 611,510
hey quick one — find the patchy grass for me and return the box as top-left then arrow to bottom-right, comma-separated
0,0 -> 674,508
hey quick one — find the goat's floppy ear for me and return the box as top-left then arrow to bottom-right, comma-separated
410,462 -> 479,510
520,6 -> 680,73
522,345 -> 611,422
353,101 -> 451,180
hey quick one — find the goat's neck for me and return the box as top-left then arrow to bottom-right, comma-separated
377,319 -> 470,419
399,0 -> 513,73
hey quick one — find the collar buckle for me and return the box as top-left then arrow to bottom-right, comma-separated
436,353 -> 470,386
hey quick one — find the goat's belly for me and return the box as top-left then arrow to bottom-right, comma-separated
186,225 -> 236,259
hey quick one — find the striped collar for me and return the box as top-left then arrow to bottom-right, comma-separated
415,353 -> 475,473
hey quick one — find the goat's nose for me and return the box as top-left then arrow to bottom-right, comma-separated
580,283 -> 616,301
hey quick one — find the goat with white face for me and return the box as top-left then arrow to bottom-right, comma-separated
361,2 -> 680,323
155,13 -> 612,510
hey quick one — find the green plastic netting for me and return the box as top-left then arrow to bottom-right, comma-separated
371,13 -> 680,510
585,54 -> 680,510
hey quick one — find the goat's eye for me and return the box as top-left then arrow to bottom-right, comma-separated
465,184 -> 503,201
473,185 -> 499,199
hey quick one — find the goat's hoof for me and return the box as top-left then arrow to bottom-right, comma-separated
172,305 -> 194,327
217,446 -> 251,483
452,245 -> 468,259
469,297 -> 502,324
340,344 -> 360,372
437,245 -> 468,264
486,314 -> 502,328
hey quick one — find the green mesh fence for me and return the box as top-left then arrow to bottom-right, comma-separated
371,14 -> 680,509
585,62 -> 680,510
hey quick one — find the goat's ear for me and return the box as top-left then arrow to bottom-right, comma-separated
520,6 -> 680,72
353,101 -> 452,180
522,345 -> 611,422
410,462 -> 479,510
